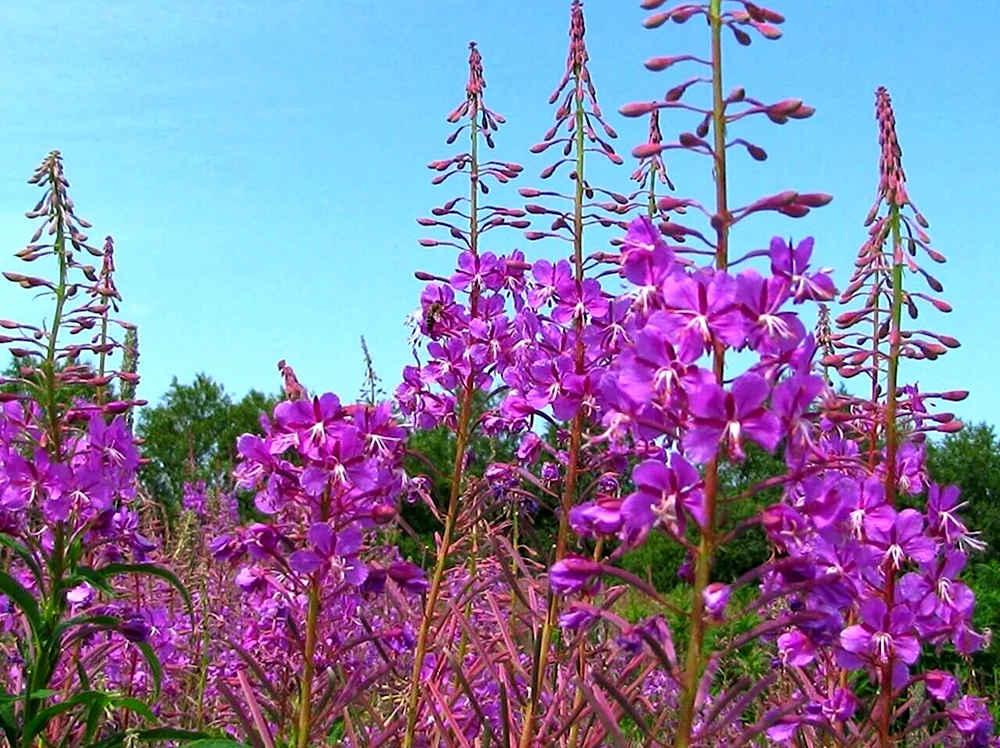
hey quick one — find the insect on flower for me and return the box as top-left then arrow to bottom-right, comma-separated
425,300 -> 445,336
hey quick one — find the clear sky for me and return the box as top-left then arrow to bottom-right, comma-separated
1,2 -> 997,428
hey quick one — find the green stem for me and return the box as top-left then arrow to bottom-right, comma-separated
877,204 -> 904,746
23,166 -> 73,747
194,578 -> 212,731
295,581 -> 321,748
867,272 -> 884,469
676,2 -> 728,744
43,189 -> 69,456
518,63 -> 589,748
402,385 -> 475,747
646,170 -> 658,219
883,204 -> 904,504
95,251 -> 110,405
402,89 -> 483,748
566,539 -> 603,748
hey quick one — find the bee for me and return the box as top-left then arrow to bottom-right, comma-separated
425,301 -> 445,336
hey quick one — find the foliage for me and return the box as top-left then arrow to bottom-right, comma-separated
135,375 -> 277,511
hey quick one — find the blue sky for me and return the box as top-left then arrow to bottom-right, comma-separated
1,2 -> 997,428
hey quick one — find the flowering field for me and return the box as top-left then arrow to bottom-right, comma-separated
0,1 -> 995,746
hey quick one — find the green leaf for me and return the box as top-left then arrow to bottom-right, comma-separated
69,567 -> 117,597
82,697 -> 105,745
76,659 -> 92,690
0,535 -> 44,587
0,704 -> 17,748
135,641 -> 163,699
186,741 -> 252,748
96,563 -> 193,613
109,696 -> 156,723
27,689 -> 59,699
0,569 -> 42,638
53,614 -> 121,641
23,690 -> 108,743
0,704 -> 19,745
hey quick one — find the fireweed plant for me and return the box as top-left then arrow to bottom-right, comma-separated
0,3 -> 993,748
0,152 -> 211,747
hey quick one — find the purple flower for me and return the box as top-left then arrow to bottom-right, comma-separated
86,415 -> 140,477
245,523 -> 279,560
925,670 -> 958,702
765,716 -> 801,744
552,370 -> 600,421
657,269 -> 746,361
351,401 -> 406,460
498,249 -> 529,302
2,450 -> 69,516
867,507 -> 937,570
526,357 -> 571,412
66,583 -> 95,608
839,597 -> 920,688
549,556 -> 602,595
737,269 -> 805,354
769,236 -> 836,303
288,522 -> 368,587
778,629 -> 815,666
702,583 -> 730,622
234,565 -> 268,594
822,688 -> 857,722
419,282 -> 463,338
621,453 -> 704,544
528,259 -> 572,309
118,613 -> 152,644
209,533 -> 246,563
517,432 -> 543,463
948,696 -> 994,747
569,496 -> 622,538
683,373 -> 781,463
616,313 -> 702,404
770,373 -> 825,459
927,483 -> 985,552
451,251 -> 503,292
299,429 -> 375,495
551,278 -> 608,325
181,480 -> 207,516
387,561 -> 429,594
273,393 -> 343,459
425,338 -> 472,391
559,602 -> 599,632
846,478 -> 894,541
797,475 -> 855,530
893,442 -> 926,495
620,216 -> 675,290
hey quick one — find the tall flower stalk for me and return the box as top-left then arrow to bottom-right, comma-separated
621,3 -> 828,744
401,40 -> 524,748
824,86 -> 981,747
515,2 -> 625,741
0,152 -> 183,747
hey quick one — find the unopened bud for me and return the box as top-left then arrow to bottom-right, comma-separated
372,505 -> 397,525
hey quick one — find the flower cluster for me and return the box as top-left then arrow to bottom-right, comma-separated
0,3 -> 992,748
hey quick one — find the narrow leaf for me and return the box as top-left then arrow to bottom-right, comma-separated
0,570 -> 42,638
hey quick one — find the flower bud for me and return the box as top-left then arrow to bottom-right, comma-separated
371,504 -> 397,525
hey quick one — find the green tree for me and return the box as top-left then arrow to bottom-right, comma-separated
135,373 -> 277,508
